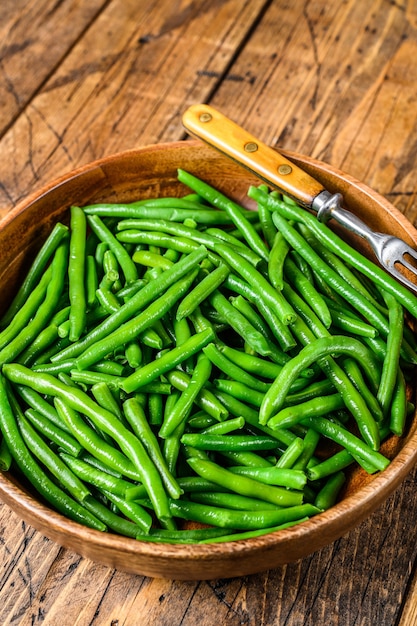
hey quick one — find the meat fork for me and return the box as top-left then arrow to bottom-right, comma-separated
182,104 -> 417,294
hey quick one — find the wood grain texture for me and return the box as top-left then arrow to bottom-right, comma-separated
0,0 -> 268,217
0,0 -> 109,136
1,0 -> 417,623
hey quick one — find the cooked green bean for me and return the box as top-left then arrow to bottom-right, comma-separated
177,168 -> 269,261
186,457 -> 303,508
120,327 -> 214,394
169,499 -> 319,530
176,264 -> 230,321
0,374 -> 105,530
68,206 -> 88,342
0,222 -> 68,329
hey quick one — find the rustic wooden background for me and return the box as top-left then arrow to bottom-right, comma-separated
1,0 -> 417,624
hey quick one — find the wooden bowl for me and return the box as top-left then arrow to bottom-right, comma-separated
1,140 -> 417,580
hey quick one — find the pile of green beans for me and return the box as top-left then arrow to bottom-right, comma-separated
0,168 -> 416,544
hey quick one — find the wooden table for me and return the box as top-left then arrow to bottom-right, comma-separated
1,1 -> 417,623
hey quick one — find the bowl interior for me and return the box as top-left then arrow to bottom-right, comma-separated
1,140 -> 416,580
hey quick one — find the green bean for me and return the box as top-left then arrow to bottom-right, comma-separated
101,250 -> 122,291
120,327 -> 214,394
91,382 -> 124,421
390,370 -> 408,436
190,491 -> 280,512
181,433 -> 281,452
220,450 -> 274,468
17,413 -> 91,502
275,437 -> 304,469
342,358 -> 383,421
177,169 -> 269,261
297,221 -> 387,313
257,193 -> 277,248
197,519 -> 310,543
176,264 -> 230,321
306,449 -> 355,481
377,291 -> 404,417
0,222 -> 69,329
117,220 -> 262,266
116,281 -> 147,306
86,255 -> 99,307
132,249 -> 174,270
123,397 -> 183,499
100,488 -> 152,533
0,266 -> 52,351
200,416 -> 245,435
134,526 -> 236,543
0,374 -> 105,530
4,364 -> 174,523
211,388 -> 296,448
292,428 -> 321,471
219,344 -> 286,379
260,335 -> 381,450
125,341 -> 142,368
274,210 -> 391,335
79,451 -> 123,478
0,437 -> 12,471
82,495 -> 143,538
314,471 -> 346,510
53,399 -> 139,480
161,392 -> 185,475
187,457 -> 303,508
68,206 -> 88,342
14,384 -> 71,433
227,466 -> 307,490
213,379 -> 265,407
17,306 -> 71,367
209,290 -> 272,356
300,416 -> 389,472
172,316 -> 194,373
165,368 -> 227,421
24,408 -> 83,457
87,214 -> 138,285
203,342 -> 269,393
145,393 -> 162,428
60,453 -> 132,497
170,498 -> 319,530
96,288 -> 121,313
229,295 -> 276,345
283,379 -> 335,406
268,393 -> 346,430
84,199 -> 258,224
158,354 -> 212,438
284,256 -> 332,328
268,230 -> 291,291
324,298 -> 378,338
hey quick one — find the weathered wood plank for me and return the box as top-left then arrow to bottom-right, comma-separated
0,0 -> 269,218
0,0 -> 109,136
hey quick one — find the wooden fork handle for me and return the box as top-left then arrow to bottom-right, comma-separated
182,104 -> 325,208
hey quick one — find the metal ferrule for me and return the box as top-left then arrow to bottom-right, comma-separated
311,190 -> 344,222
